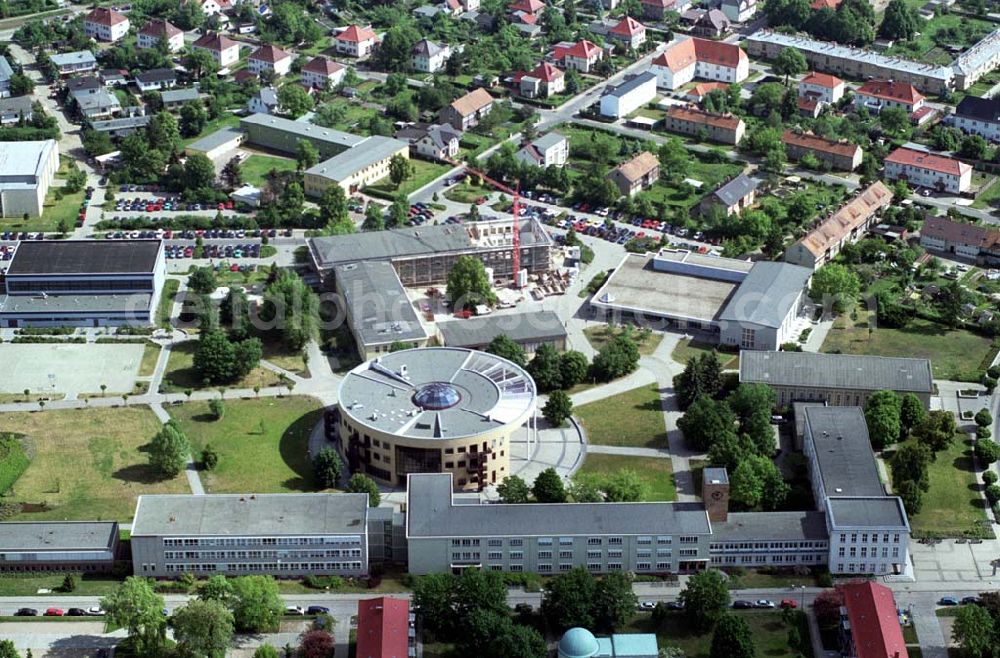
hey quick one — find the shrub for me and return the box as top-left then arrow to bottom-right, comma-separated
816,571 -> 833,588
209,398 -> 226,420
986,484 -> 1000,505
201,445 -> 219,470
984,470 -> 999,486
61,574 -> 78,592
0,434 -> 30,494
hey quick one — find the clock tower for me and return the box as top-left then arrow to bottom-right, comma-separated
702,467 -> 730,523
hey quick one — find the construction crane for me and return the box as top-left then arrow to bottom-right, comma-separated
444,157 -> 524,288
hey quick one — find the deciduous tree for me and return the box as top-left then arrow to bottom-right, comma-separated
497,475 -> 531,503
101,577 -> 167,657
485,335 -> 527,366
229,576 -> 284,633
533,467 -> 567,503
171,599 -> 234,658
149,420 -> 191,478
864,390 -> 902,450
710,614 -> 755,658
313,447 -> 342,488
679,569 -> 730,632
347,473 -> 381,507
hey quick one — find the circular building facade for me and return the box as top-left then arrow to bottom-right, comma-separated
335,347 -> 537,491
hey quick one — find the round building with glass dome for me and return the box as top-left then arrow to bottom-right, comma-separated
333,347 -> 537,491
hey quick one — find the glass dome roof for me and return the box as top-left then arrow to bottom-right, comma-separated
413,382 -> 462,410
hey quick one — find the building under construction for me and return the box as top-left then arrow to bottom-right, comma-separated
307,217 -> 554,288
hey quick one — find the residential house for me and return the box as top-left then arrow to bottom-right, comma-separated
699,174 -> 758,216
301,57 -> 345,90
854,79 -> 925,114
608,17 -> 647,50
0,96 -> 32,125
691,9 -> 730,38
84,7 -> 129,42
783,181 -> 893,269
412,39 -> 451,73
919,216 -> 1000,263
189,0 -> 231,16
439,87 -> 494,131
686,81 -> 729,103
134,68 -> 178,92
797,96 -> 823,118
884,146 -> 972,194
160,87 -> 201,109
641,0 -> 690,20
798,71 -> 845,105
515,132 -> 568,168
336,25 -> 379,59
247,87 -> 280,115
91,114 -> 153,138
519,62 -> 564,98
248,44 -> 293,77
599,71 -> 657,118
0,56 -> 12,98
99,69 -> 127,86
138,19 -> 184,52
507,0 -> 545,21
51,51 -> 98,76
607,151 -> 659,197
394,123 -> 461,161
650,37 -> 749,90
66,75 -> 102,98
838,583 -> 909,658
951,95 -> 1000,142
663,105 -> 745,144
781,130 -> 863,171
192,33 -> 241,69
552,39 -> 604,73
721,0 -> 756,22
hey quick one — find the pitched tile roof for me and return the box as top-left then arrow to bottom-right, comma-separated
955,95 -> 1000,123
357,597 -> 410,658
250,44 -> 292,63
837,582 -> 909,658
810,0 -> 842,8
610,16 -> 646,36
856,79 -> 924,105
921,216 -> 998,248
799,71 -> 843,88
86,7 -> 128,26
688,81 -> 729,98
886,146 -> 970,177
508,0 -> 545,12
711,173 -> 758,205
782,130 -> 860,159
337,25 -> 377,42
192,32 -> 239,51
611,151 -> 659,182
652,36 -> 747,72
303,56 -> 344,75
553,39 -> 602,61
526,62 -> 563,81
792,181 -> 893,257
448,87 -> 494,117
140,19 -> 182,39
666,105 -> 743,130
413,38 -> 446,57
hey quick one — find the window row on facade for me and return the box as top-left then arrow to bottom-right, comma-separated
161,536 -> 363,547
163,549 -> 363,559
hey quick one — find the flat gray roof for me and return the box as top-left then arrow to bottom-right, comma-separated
592,252 -> 737,323
160,88 -> 201,104
0,521 -> 118,551
718,261 -> 811,329
337,347 -> 536,439
51,51 -> 97,67
132,493 -> 369,536
827,496 -> 909,529
710,511 -> 828,541
605,71 -> 657,99
740,351 -> 934,393
242,113 -> 365,149
703,467 -> 729,485
91,115 -> 152,132
437,310 -> 567,348
336,261 -> 427,347
186,126 -> 244,153
312,224 -> 473,269
7,240 -> 161,275
804,406 -> 885,498
306,135 -> 408,183
0,140 -> 55,188
0,293 -> 153,314
407,473 -> 712,537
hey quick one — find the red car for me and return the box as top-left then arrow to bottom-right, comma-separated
780,600 -> 798,609
45,608 -> 65,616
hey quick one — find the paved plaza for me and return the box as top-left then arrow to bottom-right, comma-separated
0,343 -> 144,394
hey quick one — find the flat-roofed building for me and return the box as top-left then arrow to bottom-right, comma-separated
131,493 -> 370,578
885,147 -> 972,194
304,135 -> 410,196
437,310 -> 567,354
91,114 -> 153,138
599,72 -> 657,119
663,106 -> 744,145
739,351 -> 934,407
0,239 -> 165,327
405,472 -> 712,574
784,181 -> 893,269
708,512 -> 830,569
781,130 -> 862,172
0,139 -> 58,218
0,521 -> 119,573
51,51 -> 97,76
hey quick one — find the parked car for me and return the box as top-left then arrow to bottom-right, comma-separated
779,600 -> 798,609
306,606 -> 330,615
962,596 -> 982,605
87,606 -> 105,616
15,608 -> 38,616
733,600 -> 754,609
638,601 -> 656,611
939,597 -> 960,606
45,608 -> 65,616
666,601 -> 685,610
67,608 -> 87,616
286,606 -> 305,615
754,600 -> 776,609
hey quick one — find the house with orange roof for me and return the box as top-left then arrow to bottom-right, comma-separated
837,583 -> 909,658
784,181 -> 892,269
782,130 -> 862,171
664,105 -> 745,144
608,16 -> 647,49
439,88 -> 495,131
685,81 -> 729,103
798,71 -> 845,104
854,79 -> 925,114
552,40 -> 604,73
191,32 -> 241,68
248,44 -> 293,77
138,19 -> 184,52
301,57 -> 345,89
607,151 -> 659,197
519,62 -> 564,98
508,0 -> 545,15
885,147 -> 971,194
84,7 -> 129,42
335,25 -> 379,59
650,37 -> 749,90
810,0 -> 842,9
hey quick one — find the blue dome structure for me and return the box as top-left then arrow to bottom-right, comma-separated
558,627 -> 600,658
413,382 -> 462,410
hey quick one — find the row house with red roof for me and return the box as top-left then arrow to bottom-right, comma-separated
782,130 -> 862,171
248,44 -> 293,77
192,32 -> 241,69
301,56 -> 345,90
854,79 -> 925,115
650,37 -> 749,90
552,40 -> 604,73
138,19 -> 184,53
797,71 -> 845,105
885,147 -> 972,194
84,7 -> 129,43
518,62 -> 564,98
335,25 -> 379,59
838,582 -> 909,658
356,597 -> 412,658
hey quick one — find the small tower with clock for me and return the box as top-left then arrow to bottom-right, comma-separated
702,467 -> 730,522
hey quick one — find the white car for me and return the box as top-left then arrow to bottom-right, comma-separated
86,606 -> 105,616
638,601 -> 657,610
754,599 -> 776,609
286,606 -> 305,615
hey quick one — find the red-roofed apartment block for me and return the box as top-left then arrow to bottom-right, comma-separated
336,25 -> 379,59
837,582 -> 908,658
357,597 -> 412,658
650,36 -> 749,90
885,146 -> 972,194
84,7 -> 130,42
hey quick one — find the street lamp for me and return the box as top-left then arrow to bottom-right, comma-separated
794,584 -> 805,609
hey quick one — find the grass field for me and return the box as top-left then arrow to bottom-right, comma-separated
139,342 -> 161,377
583,325 -> 663,356
670,339 -> 739,370
822,307 -> 995,381
181,113 -> 240,148
160,341 -> 283,392
889,435 -> 990,537
157,279 -> 179,328
573,453 -> 675,501
168,396 -> 325,493
575,384 -> 668,449
0,187 -> 85,233
627,610 -> 813,658
1,407 -> 188,521
260,339 -> 309,376
365,159 -> 451,200
973,176 -> 1000,210
241,155 -> 298,186
0,574 -> 125,597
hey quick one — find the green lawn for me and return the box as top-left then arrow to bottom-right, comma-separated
260,338 -> 309,376
1,407 -> 189,521
888,13 -> 994,64
584,325 -> 663,356
626,610 -> 814,658
157,279 -> 179,329
160,340 -> 283,392
637,160 -> 744,210
573,453 -> 675,501
365,158 -> 452,200
822,306 -> 996,381
972,176 -> 1000,210
0,187 -> 86,233
575,384 -> 668,449
241,154 -> 298,187
168,396 -> 325,493
445,181 -> 492,204
139,342 -> 161,377
0,573 -> 125,597
670,339 -> 739,370
181,113 -> 241,148
889,435 -> 990,538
